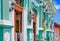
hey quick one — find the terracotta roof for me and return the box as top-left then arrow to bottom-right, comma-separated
54,22 -> 60,28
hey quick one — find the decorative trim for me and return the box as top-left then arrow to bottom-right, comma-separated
0,20 -> 13,26
52,30 -> 54,32
38,28 -> 44,30
27,25 -> 33,29
14,3 -> 23,12
46,29 -> 52,32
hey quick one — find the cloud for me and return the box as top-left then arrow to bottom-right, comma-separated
54,1 -> 60,9
54,5 -> 60,9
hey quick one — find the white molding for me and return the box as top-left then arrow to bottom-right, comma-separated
38,28 -> 44,30
36,16 -> 39,34
52,30 -> 54,32
27,25 -> 33,29
9,10 -> 14,26
11,28 -> 14,41
39,3 -> 43,6
0,20 -> 13,26
46,29 -> 52,32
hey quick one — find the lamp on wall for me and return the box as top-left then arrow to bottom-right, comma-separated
9,1 -> 15,12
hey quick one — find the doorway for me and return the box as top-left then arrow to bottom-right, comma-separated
14,10 -> 22,41
33,11 -> 37,41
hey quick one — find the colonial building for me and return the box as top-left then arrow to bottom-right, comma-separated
0,0 -> 14,41
54,22 -> 60,41
2,0 -> 56,41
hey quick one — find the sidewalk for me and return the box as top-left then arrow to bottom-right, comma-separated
54,39 -> 60,41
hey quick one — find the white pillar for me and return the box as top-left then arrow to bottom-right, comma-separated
11,28 -> 14,41
22,8 -> 28,41
9,10 -> 14,41
36,16 -> 39,34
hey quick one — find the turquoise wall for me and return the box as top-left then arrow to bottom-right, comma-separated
27,0 -> 31,10
2,0 -> 9,20
46,31 -> 50,41
0,27 -> 12,41
0,0 -> 9,20
27,0 -> 31,25
39,6 -> 43,28
39,30 -> 44,41
22,0 -> 24,7
0,28 -> 3,41
27,29 -> 33,41
3,28 -> 11,41
22,0 -> 27,7
0,0 -> 1,20
0,0 -> 13,41
36,0 -> 40,3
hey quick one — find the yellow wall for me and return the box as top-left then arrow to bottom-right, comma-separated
58,27 -> 60,34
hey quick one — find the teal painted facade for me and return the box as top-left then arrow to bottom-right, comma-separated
0,0 -> 1,19
0,28 -> 3,41
0,0 -> 1,20
2,0 -> 9,20
39,6 -> 43,28
0,0 -> 13,41
22,0 -> 55,41
0,0 -> 9,20
22,0 -> 44,41
39,30 -> 44,41
3,28 -> 11,41
0,26 -> 13,41
27,29 -> 33,41
3,0 -> 56,41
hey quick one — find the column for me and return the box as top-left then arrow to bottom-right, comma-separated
39,6 -> 43,28
22,0 -> 27,41
46,11 -> 51,41
27,0 -> 33,41
49,15 -> 53,41
39,6 -> 44,41
36,8 -> 39,34
51,17 -> 54,41
22,8 -> 27,41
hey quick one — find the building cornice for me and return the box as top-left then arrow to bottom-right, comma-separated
14,3 -> 23,12
0,20 -> 13,26
27,25 -> 33,30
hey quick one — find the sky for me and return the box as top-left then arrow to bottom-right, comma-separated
54,0 -> 60,24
